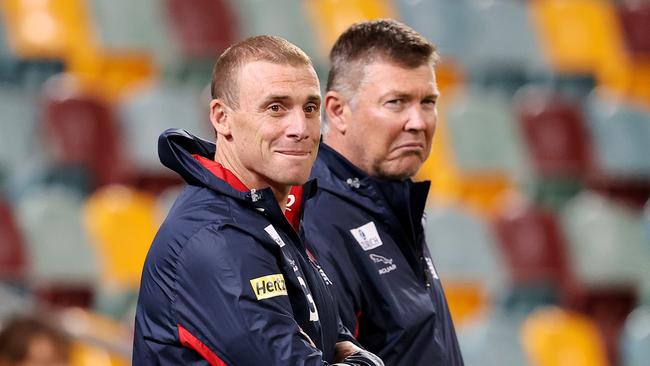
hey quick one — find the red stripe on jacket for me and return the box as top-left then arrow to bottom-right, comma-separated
178,324 -> 228,366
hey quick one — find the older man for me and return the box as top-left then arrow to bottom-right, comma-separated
134,35 -> 383,366
303,20 -> 464,365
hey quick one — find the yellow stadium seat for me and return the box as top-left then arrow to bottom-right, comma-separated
529,0 -> 626,73
306,0 -> 396,58
521,306 -> 610,366
0,0 -> 96,60
83,185 -> 160,290
442,280 -> 489,326
68,50 -> 156,102
0,0 -> 155,100
531,0 -> 650,106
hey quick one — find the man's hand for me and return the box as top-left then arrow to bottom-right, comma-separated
334,341 -> 384,366
334,341 -> 362,362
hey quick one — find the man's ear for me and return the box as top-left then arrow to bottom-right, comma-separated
324,91 -> 350,135
209,99 -> 232,137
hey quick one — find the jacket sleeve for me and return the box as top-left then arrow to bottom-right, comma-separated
303,218 -> 365,338
172,225 -> 380,366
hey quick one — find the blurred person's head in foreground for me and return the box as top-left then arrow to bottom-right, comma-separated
0,315 -> 70,366
324,18 -> 440,180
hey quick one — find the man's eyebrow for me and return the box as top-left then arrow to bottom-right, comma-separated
306,95 -> 321,104
380,91 -> 440,99
260,94 -> 322,104
262,95 -> 291,102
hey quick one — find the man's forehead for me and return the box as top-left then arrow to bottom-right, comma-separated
238,61 -> 320,96
240,61 -> 318,82
360,62 -> 438,94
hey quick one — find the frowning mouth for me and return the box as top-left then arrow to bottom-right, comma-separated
393,143 -> 425,152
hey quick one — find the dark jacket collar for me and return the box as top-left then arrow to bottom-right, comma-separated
158,128 -> 317,230
311,143 -> 430,235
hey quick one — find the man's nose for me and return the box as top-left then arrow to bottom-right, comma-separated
286,109 -> 310,140
404,106 -> 430,132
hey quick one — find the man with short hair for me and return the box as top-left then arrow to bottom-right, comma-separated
134,35 -> 383,366
303,20 -> 464,365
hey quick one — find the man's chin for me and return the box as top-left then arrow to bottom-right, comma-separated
375,159 -> 423,181
276,172 -> 310,187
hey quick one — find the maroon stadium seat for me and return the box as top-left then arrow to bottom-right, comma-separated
493,198 -> 579,305
514,87 -> 592,179
617,0 -> 650,58
42,77 -> 125,188
0,199 -> 27,283
165,0 -> 238,59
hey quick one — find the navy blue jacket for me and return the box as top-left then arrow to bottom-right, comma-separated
303,144 -> 464,366
133,130 -> 383,365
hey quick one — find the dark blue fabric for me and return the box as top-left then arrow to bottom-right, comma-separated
303,144 -> 464,366
133,130 -> 374,366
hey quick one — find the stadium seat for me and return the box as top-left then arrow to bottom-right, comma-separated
514,86 -> 592,179
394,0 -> 471,63
457,309 -> 528,366
529,0 -> 628,81
41,74 -> 125,188
0,199 -> 27,283
492,197 -> 577,309
577,287 -> 638,366
0,88 -> 39,183
462,0 -> 547,77
617,0 -> 650,59
306,0 -> 396,58
0,0 -> 95,61
415,100 -> 516,215
445,88 -> 530,180
521,306 -> 609,366
560,191 -> 650,290
83,185 -> 160,291
533,0 -> 650,106
584,89 -> 650,179
424,204 -> 509,314
231,0 -> 322,67
67,50 -> 155,102
0,14 -> 64,90
89,0 -> 176,65
513,86 -> 592,207
165,0 -> 237,60
117,83 -> 209,174
620,306 -> 650,366
15,185 -> 98,307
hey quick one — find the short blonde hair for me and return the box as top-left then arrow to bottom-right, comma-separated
211,35 -> 314,109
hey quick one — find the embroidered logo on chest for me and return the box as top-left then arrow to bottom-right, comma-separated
349,221 -> 383,251
369,253 -> 397,275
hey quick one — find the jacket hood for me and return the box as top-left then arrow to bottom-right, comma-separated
158,128 -> 248,199
158,129 -> 318,232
